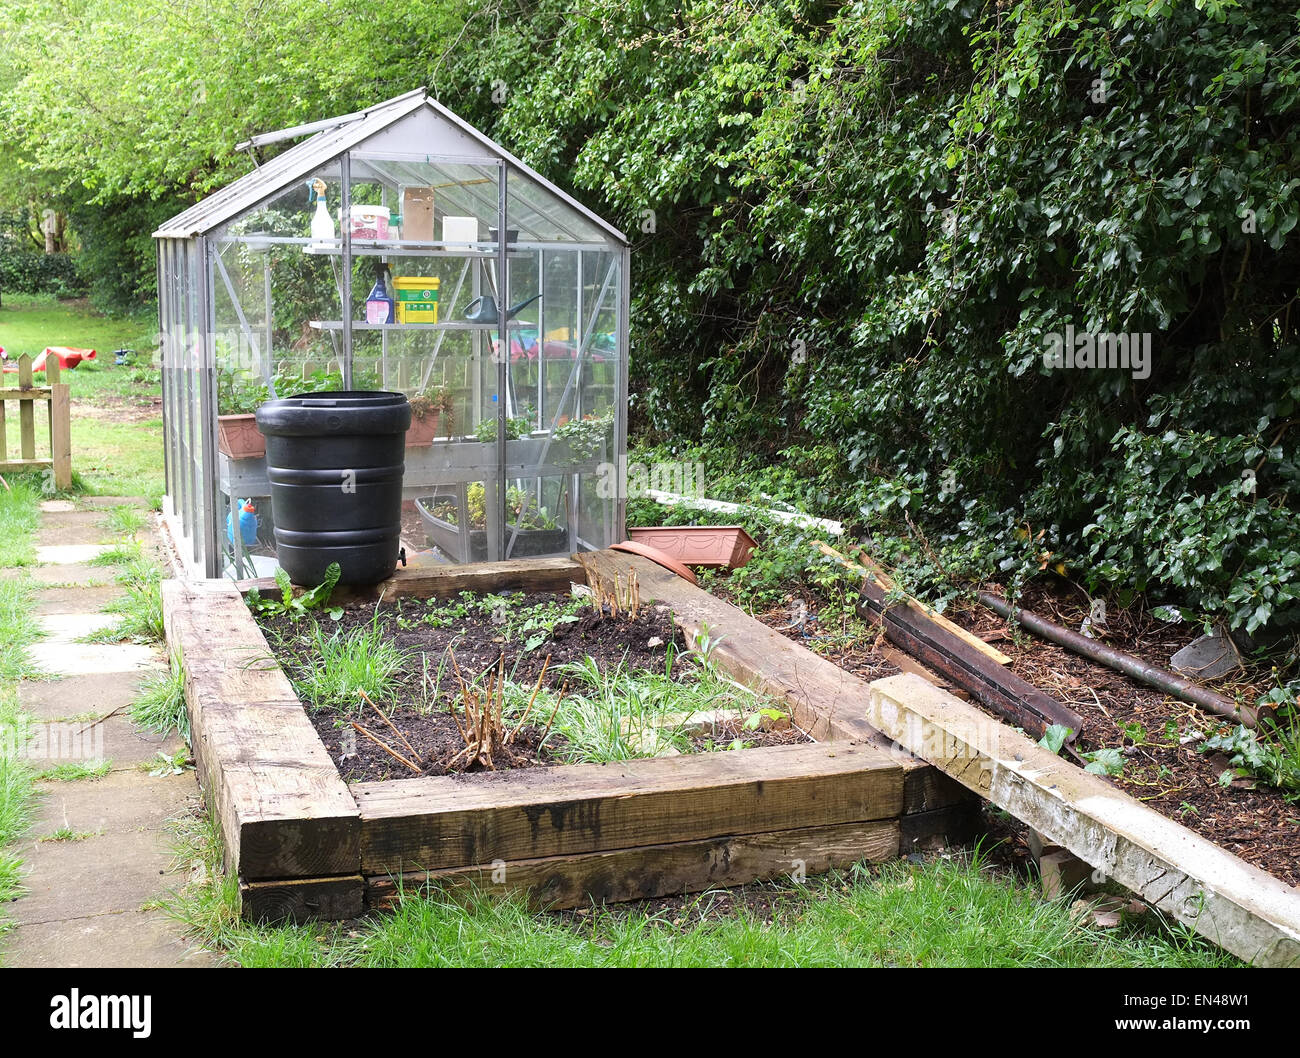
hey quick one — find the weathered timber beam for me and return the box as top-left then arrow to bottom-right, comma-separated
866,672 -> 1300,967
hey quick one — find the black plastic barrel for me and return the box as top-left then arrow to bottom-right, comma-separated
255,391 -> 411,586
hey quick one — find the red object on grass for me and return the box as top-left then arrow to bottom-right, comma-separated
0,347 -> 97,373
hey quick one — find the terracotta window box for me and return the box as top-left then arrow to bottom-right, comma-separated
217,413 -> 266,460
626,525 -> 757,569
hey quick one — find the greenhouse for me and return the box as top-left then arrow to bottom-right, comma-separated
153,88 -> 630,579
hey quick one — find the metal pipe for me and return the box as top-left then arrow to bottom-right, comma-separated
340,154 -> 353,389
496,160 -> 509,561
978,592 -> 1258,728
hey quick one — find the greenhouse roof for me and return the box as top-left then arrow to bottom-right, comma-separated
153,89 -> 627,244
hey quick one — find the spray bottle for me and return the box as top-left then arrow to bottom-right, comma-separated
365,261 -> 395,324
308,178 -> 335,247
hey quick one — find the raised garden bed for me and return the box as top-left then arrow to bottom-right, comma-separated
162,553 -> 978,923
259,591 -> 810,782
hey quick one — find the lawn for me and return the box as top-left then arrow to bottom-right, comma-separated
0,294 -> 154,360
0,296 -> 164,500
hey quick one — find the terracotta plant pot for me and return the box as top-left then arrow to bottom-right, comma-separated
405,410 -> 442,446
217,413 -> 266,460
626,525 -> 757,569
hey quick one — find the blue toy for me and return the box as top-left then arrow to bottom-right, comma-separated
227,499 -> 259,547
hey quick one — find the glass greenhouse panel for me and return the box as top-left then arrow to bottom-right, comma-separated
155,91 -> 629,579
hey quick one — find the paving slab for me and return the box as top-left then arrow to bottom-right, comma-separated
35,543 -> 114,565
3,561 -> 115,587
18,672 -> 146,721
34,641 -> 162,677
36,524 -> 111,548
34,584 -> 123,615
2,911 -> 217,968
39,500 -> 77,513
21,713 -> 182,770
38,611 -> 118,641
30,770 -> 199,837
11,828 -> 183,925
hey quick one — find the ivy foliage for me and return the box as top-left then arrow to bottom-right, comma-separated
439,0 -> 1300,633
4,0 -> 1300,631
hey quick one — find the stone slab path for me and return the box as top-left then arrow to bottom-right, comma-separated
3,498 -> 215,968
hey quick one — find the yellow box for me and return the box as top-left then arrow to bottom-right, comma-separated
393,276 -> 439,325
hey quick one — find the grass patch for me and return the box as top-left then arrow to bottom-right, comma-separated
132,663 -> 190,742
280,618 -> 408,710
0,752 -> 34,919
69,417 -> 163,499
0,296 -> 152,360
544,653 -> 772,762
158,813 -> 1239,968
88,538 -> 144,567
0,580 -> 44,683
0,476 -> 43,568
101,506 -> 146,535
31,760 -> 112,782
85,561 -> 162,644
39,827 -> 97,843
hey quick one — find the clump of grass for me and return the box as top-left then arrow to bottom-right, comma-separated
31,760 -> 113,782
547,653 -> 774,763
100,506 -> 146,535
39,826 -> 97,843
85,561 -> 162,643
0,748 -> 34,910
0,579 -> 43,683
132,661 -> 189,741
286,617 -> 408,709
89,537 -> 144,567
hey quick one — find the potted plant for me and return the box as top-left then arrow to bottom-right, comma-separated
406,384 -> 455,446
217,372 -> 270,460
416,482 -> 569,560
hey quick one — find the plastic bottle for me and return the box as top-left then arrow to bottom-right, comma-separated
309,179 -> 335,247
365,262 -> 395,325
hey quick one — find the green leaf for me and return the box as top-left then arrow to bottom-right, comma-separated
1037,724 -> 1072,755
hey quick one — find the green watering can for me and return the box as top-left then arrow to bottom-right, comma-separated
462,294 -> 542,325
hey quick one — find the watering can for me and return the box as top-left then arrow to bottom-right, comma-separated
462,293 -> 541,325
227,499 -> 259,547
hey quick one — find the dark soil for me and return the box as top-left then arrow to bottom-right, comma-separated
308,707 -> 563,783
261,591 -> 810,782
948,583 -> 1299,888
703,572 -> 1298,888
711,584 -> 903,683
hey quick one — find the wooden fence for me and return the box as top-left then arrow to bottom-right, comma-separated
0,354 -> 71,489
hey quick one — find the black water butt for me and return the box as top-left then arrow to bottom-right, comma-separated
255,391 -> 411,586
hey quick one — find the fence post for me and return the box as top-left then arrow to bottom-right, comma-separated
18,355 -> 35,460
46,357 -> 71,490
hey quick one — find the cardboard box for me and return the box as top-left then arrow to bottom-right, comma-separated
401,186 -> 434,242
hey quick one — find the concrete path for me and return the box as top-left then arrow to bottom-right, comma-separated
3,498 -> 215,968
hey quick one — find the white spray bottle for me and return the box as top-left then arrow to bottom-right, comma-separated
308,178 -> 335,247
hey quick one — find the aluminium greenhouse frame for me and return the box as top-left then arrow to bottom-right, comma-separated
154,90 -> 630,579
